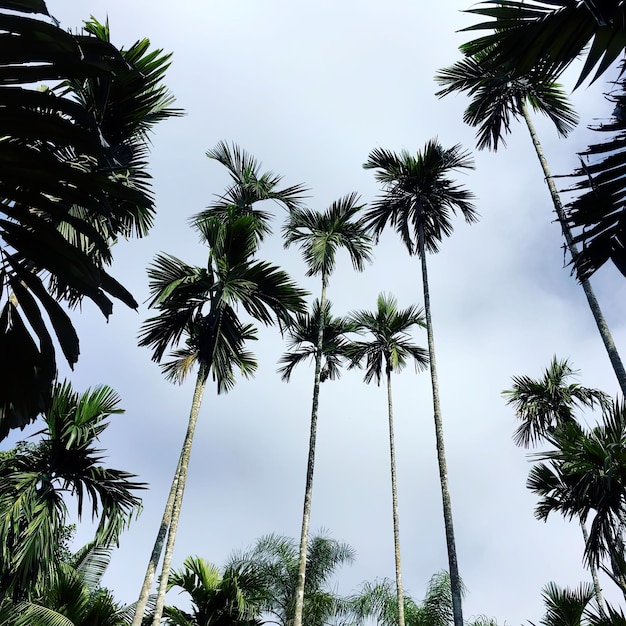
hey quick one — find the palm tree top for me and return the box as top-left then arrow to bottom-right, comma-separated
434,50 -> 579,151
192,141 -> 309,242
362,140 -> 477,256
282,192 -> 373,279
347,292 -> 429,386
277,299 -> 356,383
502,356 -> 611,448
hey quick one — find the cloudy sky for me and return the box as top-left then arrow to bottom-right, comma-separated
6,1 -> 626,624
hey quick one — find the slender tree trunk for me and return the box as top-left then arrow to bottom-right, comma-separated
418,222 -> 463,626
151,367 -> 208,626
293,276 -> 328,626
580,519 -> 606,614
385,366 -> 405,626
520,102 -> 626,396
131,452 -> 183,626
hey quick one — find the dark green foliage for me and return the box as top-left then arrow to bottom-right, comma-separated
0,4 -> 181,436
0,380 -> 144,599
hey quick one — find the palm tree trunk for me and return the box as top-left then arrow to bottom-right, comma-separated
151,367 -> 208,626
418,221 -> 464,626
520,102 -> 626,396
132,452 -> 183,626
580,519 -> 606,614
293,276 -> 328,626
386,366 -> 406,626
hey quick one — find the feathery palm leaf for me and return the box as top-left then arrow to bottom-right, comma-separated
461,1 -> 626,89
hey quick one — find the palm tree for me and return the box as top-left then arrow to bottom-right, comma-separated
528,403 -> 626,598
533,581 -> 595,626
282,194 -> 372,626
193,141 -> 308,244
347,293 -> 429,626
503,357 -> 611,609
1,542 -> 153,626
163,556 -> 264,626
0,380 -> 144,600
435,52 -> 626,396
135,214 -> 307,626
348,571 -> 458,626
230,532 -> 355,626
502,356 -> 611,448
461,1 -> 626,279
277,299 -> 356,383
363,141 -> 477,626
0,7 -> 181,435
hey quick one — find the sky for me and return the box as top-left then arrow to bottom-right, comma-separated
5,1 -> 626,624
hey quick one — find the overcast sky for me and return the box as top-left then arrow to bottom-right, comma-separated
5,1 -> 626,624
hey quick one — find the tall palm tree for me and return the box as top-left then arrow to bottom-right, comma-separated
502,357 -> 611,609
347,293 -> 429,626
0,8 -> 181,435
282,194 -> 372,626
163,556 -> 264,626
229,532 -> 355,626
461,0 -> 626,279
363,141 -> 477,626
435,53 -> 626,396
0,380 -> 144,601
135,214 -> 307,626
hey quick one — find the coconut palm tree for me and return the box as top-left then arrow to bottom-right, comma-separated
435,52 -> 626,396
282,194 -> 372,626
363,141 -> 476,626
163,556 -> 265,626
0,7 -> 181,435
0,380 -> 144,601
229,532 -> 355,626
347,293 -> 429,626
135,214 -> 307,626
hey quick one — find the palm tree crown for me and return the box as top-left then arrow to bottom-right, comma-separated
348,293 -> 429,383
139,214 -> 308,391
283,192 -> 373,281
502,356 -> 612,448
193,141 -> 309,245
434,50 -> 578,151
362,141 -> 477,256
